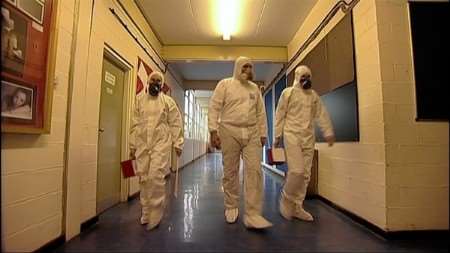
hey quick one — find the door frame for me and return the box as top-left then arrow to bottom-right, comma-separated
101,44 -> 134,203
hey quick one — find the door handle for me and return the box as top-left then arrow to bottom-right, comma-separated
99,128 -> 105,133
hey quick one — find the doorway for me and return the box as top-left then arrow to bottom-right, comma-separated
96,55 -> 126,214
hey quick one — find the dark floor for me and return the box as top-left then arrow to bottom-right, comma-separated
55,153 -> 448,252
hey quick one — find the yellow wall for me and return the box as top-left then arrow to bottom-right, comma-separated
375,0 -> 448,231
64,0 -> 186,239
1,0 -> 186,251
1,0 -> 72,251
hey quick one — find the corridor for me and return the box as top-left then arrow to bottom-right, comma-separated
54,154 -> 447,253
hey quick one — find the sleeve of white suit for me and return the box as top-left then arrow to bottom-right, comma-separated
208,80 -> 225,132
166,96 -> 184,150
314,92 -> 334,138
274,89 -> 289,139
129,96 -> 140,151
257,90 -> 267,137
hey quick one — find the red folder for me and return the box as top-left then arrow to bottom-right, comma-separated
120,159 -> 136,178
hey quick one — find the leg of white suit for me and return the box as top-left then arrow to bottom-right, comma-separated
282,133 -> 304,203
242,133 -> 263,217
283,133 -> 314,206
296,147 -> 314,206
220,127 -> 241,210
138,154 -> 151,221
146,143 -> 170,227
139,179 -> 150,219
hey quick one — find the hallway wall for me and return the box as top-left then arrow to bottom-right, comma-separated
375,0 -> 448,231
1,0 -> 72,251
64,0 -> 186,240
1,0 -> 188,251
181,139 -> 207,168
288,0 -> 387,230
287,0 -> 448,231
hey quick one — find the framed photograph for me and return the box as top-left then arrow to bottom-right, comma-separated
1,80 -> 35,120
1,5 -> 27,76
1,0 -> 58,134
17,0 -> 44,24
136,57 -> 152,95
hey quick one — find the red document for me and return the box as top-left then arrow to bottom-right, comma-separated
120,159 -> 136,178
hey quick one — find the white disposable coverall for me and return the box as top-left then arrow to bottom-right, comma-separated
275,65 -> 334,221
208,56 -> 272,228
130,71 -> 184,229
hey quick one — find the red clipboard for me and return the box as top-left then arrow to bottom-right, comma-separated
120,159 -> 136,178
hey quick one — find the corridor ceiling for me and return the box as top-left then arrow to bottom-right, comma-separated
135,0 -> 317,46
134,0 -> 317,92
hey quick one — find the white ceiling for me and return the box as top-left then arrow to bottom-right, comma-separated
170,61 -> 284,81
135,0 -> 317,46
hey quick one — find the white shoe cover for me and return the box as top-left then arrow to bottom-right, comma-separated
243,215 -> 273,229
279,195 -> 294,220
225,208 -> 239,223
294,207 -> 314,221
140,216 -> 149,225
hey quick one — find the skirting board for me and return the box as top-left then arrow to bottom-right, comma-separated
316,195 -> 449,240
33,235 -> 65,253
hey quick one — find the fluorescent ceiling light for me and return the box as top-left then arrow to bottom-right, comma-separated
218,0 -> 238,41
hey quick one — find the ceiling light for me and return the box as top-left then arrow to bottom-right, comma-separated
218,0 -> 238,41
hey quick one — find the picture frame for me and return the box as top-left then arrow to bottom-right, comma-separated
17,0 -> 45,25
1,80 -> 35,121
1,0 -> 58,134
136,57 -> 152,95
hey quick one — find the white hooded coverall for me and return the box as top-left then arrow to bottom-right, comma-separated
208,56 -> 272,228
275,65 -> 334,219
130,71 -> 184,229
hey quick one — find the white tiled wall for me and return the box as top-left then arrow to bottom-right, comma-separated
375,0 -> 449,231
64,0 -> 188,238
1,0 -> 75,251
288,0 -> 448,232
288,0 -> 388,229
2,0 -> 191,250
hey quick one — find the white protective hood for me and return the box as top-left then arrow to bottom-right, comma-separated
232,56 -> 253,81
292,65 -> 312,87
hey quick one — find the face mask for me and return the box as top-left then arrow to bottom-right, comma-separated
240,72 -> 254,82
148,82 -> 161,96
301,79 -> 312,89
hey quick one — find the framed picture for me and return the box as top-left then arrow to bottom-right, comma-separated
136,57 -> 152,95
1,0 -> 58,134
17,0 -> 45,24
1,80 -> 35,120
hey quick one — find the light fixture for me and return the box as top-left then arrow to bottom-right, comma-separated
218,0 -> 238,41
223,33 -> 231,41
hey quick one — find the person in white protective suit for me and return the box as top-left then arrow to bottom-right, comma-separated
274,65 -> 335,222
129,71 -> 184,230
208,56 -> 273,229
